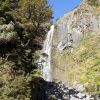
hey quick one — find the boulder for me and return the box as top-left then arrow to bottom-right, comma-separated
49,95 -> 57,100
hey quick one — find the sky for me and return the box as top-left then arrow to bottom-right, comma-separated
48,0 -> 81,22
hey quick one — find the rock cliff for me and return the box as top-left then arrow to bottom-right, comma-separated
52,0 -> 100,94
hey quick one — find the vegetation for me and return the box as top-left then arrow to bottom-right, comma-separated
0,0 -> 52,99
53,33 -> 100,94
87,0 -> 100,6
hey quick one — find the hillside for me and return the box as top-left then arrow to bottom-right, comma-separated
52,0 -> 100,94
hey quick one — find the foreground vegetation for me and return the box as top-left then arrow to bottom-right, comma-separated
0,0 -> 52,99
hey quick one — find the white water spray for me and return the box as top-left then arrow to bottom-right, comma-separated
38,25 -> 54,81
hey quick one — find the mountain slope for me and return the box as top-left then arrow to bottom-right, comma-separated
52,0 -> 100,94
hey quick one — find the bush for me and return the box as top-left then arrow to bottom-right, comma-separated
0,0 -> 52,99
87,0 -> 100,6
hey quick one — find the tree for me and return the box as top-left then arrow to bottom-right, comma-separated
0,0 -> 52,99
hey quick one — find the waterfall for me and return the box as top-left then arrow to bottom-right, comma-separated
38,25 -> 54,81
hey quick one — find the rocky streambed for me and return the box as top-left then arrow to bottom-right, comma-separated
32,77 -> 100,100
46,82 -> 99,100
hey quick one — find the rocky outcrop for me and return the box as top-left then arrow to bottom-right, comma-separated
53,1 -> 100,52
51,0 -> 100,94
32,78 -> 99,100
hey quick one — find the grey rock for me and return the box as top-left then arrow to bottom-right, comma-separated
63,95 -> 70,100
73,84 -> 85,92
53,2 -> 100,52
49,95 -> 57,100
70,95 -> 80,100
76,93 -> 86,99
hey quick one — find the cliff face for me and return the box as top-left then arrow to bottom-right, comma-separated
52,0 -> 100,93
53,0 -> 100,52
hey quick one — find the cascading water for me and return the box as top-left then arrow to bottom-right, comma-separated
38,25 -> 54,81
